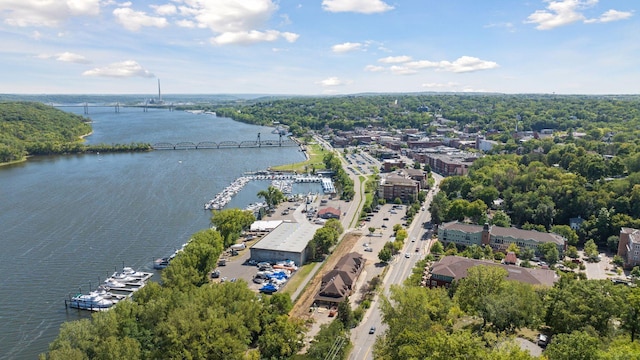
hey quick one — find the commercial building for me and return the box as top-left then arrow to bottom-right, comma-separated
315,252 -> 365,305
437,221 -> 567,256
378,173 -> 420,202
617,227 -> 640,268
426,256 -> 558,288
249,221 -> 321,266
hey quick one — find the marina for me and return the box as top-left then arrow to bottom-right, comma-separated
65,266 -> 153,312
204,173 -> 335,210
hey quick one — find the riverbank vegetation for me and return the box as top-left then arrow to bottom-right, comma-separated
0,102 -> 151,164
42,208 -> 310,360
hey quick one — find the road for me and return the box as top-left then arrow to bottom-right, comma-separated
349,173 -> 442,360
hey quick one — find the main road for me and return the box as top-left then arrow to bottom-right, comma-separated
348,173 -> 442,360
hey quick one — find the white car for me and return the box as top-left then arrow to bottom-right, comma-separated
404,253 -> 411,258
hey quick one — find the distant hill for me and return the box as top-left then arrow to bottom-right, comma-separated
0,101 -> 91,163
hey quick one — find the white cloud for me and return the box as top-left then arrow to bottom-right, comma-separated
40,52 -> 91,64
422,82 -> 459,88
332,42 -> 362,53
151,4 -> 178,16
378,55 -> 412,64
437,56 -> 499,73
322,0 -> 394,14
211,30 -> 298,45
390,66 -> 417,75
57,52 -> 91,64
585,9 -> 633,23
113,7 -> 169,31
484,22 -> 515,32
175,19 -> 196,28
364,65 -> 384,72
525,0 -> 632,30
0,0 -> 101,27
82,60 -> 155,78
179,0 -> 277,33
171,0 -> 299,45
317,76 -> 352,86
370,56 -> 499,75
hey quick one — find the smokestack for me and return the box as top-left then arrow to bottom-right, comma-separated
158,79 -> 162,102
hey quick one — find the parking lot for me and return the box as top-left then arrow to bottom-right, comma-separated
211,191 -> 354,293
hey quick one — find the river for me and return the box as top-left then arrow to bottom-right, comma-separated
0,106 -> 311,359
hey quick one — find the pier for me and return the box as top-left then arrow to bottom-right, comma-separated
204,172 -> 335,210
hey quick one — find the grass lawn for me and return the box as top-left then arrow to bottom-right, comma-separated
282,262 -> 317,296
270,142 -> 327,173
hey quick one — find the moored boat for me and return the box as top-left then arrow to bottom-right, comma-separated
69,292 -> 114,311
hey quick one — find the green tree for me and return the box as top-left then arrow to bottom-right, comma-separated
211,208 -> 255,248
566,245 -> 579,259
482,281 -> 543,333
337,297 -> 354,328
551,224 -> 579,246
538,242 -> 560,265
490,210 -> 511,228
430,240 -> 444,255
429,191 -> 450,224
258,315 -> 304,360
584,239 -> 599,261
545,278 -> 618,336
257,185 -> 286,209
544,331 -> 600,360
378,247 -> 392,263
622,287 -> 640,342
453,265 -> 508,327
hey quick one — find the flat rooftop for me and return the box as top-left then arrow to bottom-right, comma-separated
251,221 -> 321,254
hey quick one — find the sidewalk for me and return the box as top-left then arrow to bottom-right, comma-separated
290,261 -> 323,301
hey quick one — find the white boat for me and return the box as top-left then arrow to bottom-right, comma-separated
94,287 -> 127,302
111,267 -> 153,282
69,292 -> 114,310
102,278 -> 127,288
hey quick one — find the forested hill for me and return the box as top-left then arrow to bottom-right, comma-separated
0,101 -> 151,164
0,102 -> 91,163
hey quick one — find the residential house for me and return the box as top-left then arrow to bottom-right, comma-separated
426,256 -> 558,288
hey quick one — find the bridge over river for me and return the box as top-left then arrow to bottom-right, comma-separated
152,139 -> 299,150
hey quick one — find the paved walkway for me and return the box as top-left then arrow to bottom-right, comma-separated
290,261 -> 323,301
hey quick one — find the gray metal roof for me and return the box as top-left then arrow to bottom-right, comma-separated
251,221 -> 321,253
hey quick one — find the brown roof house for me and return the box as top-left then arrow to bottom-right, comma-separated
318,207 -> 341,219
426,256 -> 558,289
315,252 -> 365,305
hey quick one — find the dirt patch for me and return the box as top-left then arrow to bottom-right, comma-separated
290,231 -> 362,319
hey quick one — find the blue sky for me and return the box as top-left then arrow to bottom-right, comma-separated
0,0 -> 637,95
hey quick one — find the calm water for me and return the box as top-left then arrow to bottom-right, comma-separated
0,107 -> 309,359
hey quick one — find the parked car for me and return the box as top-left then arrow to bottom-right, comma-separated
364,247 -> 373,252
537,334 -> 549,348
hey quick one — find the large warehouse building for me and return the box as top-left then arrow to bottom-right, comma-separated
250,221 -> 321,266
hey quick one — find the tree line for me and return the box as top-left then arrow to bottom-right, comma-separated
375,265 -> 640,359
0,102 -> 151,164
